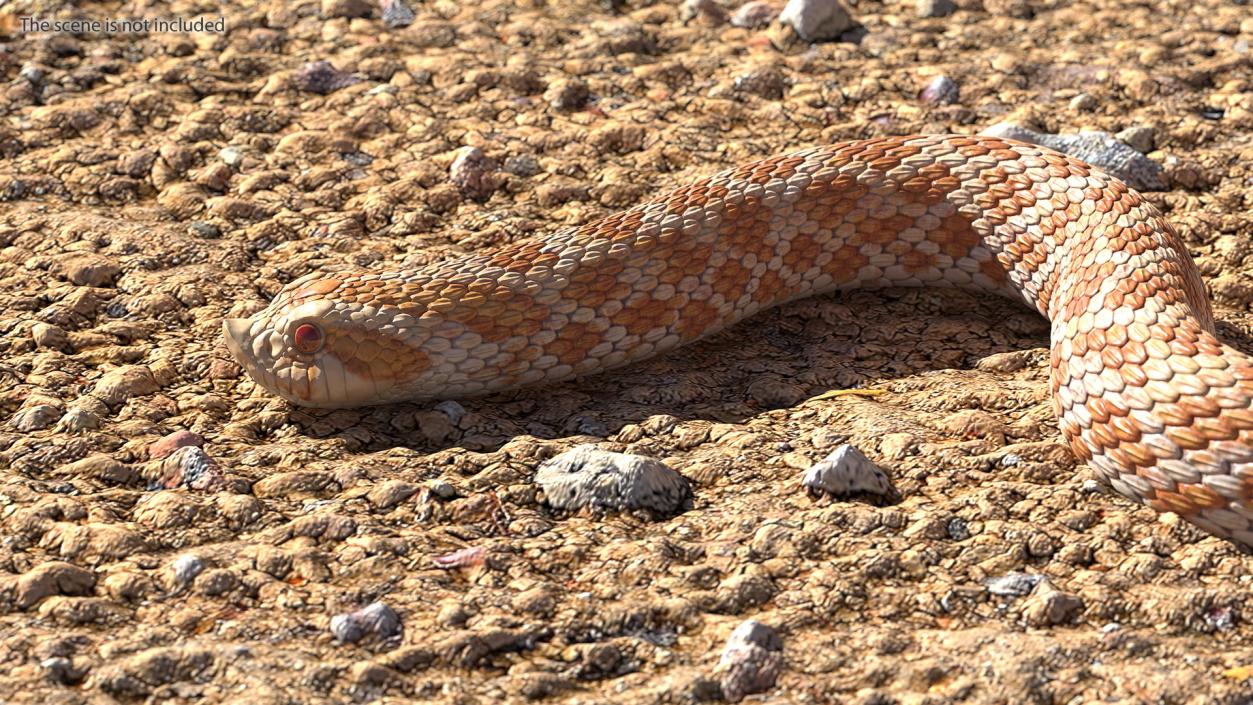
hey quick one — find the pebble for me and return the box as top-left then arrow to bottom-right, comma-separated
31,322 -> 69,351
51,253 -> 121,287
916,0 -> 956,16
428,479 -> 458,500
545,78 -> 590,110
1068,92 -> 1098,112
979,122 -> 1166,191
503,154 -> 541,177
12,404 -> 61,432
156,446 -> 227,492
58,407 -> 101,432
730,1 -> 779,28
330,602 -> 402,644
93,365 -> 159,406
169,554 -> 206,589
918,75 -> 960,105
734,66 -> 788,100
19,62 -> 45,85
1115,125 -> 1156,153
534,445 -> 693,515
778,0 -> 855,41
449,146 -> 498,202
985,571 -> 1043,597
433,400 -> 466,425
148,430 -> 205,460
713,620 -> 784,702
680,0 -> 728,24
802,444 -> 894,497
41,657 -> 86,685
218,146 -> 244,167
1021,579 -> 1084,626
293,61 -> 361,95
380,0 -> 416,28
321,0 -> 373,19
188,221 -> 221,238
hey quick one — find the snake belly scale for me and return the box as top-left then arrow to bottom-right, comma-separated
223,134 -> 1253,547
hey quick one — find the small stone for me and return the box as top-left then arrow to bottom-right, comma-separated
157,446 -> 227,492
1115,126 -> 1156,153
503,154 -> 541,177
331,602 -> 402,644
218,146 -> 244,167
380,0 -> 416,27
734,66 -> 788,100
169,555 -> 206,589
449,146 -> 499,202
12,404 -> 61,432
535,445 -> 693,516
293,61 -> 361,95
321,0 -> 373,19
434,400 -> 466,425
918,75 -> 959,105
149,430 -> 205,460
979,122 -> 1166,191
916,0 -> 956,16
1021,579 -> 1084,626
428,479 -> 458,500
985,571 -> 1043,597
545,78 -> 590,110
19,62 -> 45,84
188,221 -> 221,238
680,0 -> 728,24
368,480 -> 419,510
31,322 -> 70,351
116,150 -> 157,178
58,408 -> 102,432
41,657 -> 86,685
778,0 -> 856,42
51,253 -> 121,287
93,365 -> 159,406
713,620 -> 784,702
730,1 -> 779,27
878,432 -> 918,460
1069,92 -> 1098,111
802,444 -> 893,497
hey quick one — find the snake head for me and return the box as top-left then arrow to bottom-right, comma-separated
222,279 -> 433,407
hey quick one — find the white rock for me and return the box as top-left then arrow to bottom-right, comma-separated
778,0 -> 855,41
802,443 -> 893,497
535,445 -> 692,515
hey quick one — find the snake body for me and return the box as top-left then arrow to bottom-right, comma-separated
224,134 -> 1253,546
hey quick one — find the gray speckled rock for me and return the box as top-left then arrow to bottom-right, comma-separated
330,602 -> 402,644
979,122 -> 1166,191
535,445 -> 692,515
802,444 -> 893,497
714,620 -> 784,702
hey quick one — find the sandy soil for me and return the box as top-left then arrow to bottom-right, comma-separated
1,0 -> 1253,702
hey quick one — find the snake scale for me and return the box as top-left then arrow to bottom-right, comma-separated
223,134 -> 1253,547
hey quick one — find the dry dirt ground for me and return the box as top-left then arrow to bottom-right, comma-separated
1,0 -> 1253,703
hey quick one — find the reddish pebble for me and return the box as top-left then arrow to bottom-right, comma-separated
149,430 -> 204,460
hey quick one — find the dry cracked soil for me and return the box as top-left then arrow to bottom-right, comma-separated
1,0 -> 1253,703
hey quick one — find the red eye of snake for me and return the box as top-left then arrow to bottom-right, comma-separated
293,323 -> 324,354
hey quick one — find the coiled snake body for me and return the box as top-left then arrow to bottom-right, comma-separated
224,134 -> 1253,546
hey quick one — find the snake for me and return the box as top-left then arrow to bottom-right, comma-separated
223,134 -> 1253,547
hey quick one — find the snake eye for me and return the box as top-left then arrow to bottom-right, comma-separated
293,323 -> 324,354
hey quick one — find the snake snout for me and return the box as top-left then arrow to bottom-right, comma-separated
223,318 -> 252,360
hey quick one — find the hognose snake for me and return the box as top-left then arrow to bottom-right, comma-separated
223,134 -> 1253,547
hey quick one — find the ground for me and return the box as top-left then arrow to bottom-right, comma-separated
1,0 -> 1253,703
